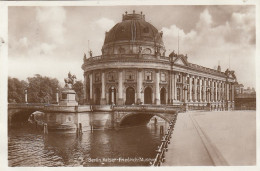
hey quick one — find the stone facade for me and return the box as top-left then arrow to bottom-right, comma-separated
81,11 -> 236,110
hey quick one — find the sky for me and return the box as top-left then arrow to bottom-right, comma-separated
8,5 -> 256,88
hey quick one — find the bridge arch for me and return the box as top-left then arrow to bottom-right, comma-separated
8,109 -> 41,125
118,112 -> 171,127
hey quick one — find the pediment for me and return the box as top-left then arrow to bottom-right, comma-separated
174,57 -> 188,66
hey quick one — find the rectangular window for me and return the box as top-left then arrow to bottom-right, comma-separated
62,93 -> 67,99
161,73 -> 166,82
108,72 -> 116,81
177,88 -> 180,101
177,74 -> 181,82
126,71 -> 134,81
145,71 -> 152,81
95,73 -> 100,82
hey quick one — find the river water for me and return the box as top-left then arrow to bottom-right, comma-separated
8,117 -> 168,167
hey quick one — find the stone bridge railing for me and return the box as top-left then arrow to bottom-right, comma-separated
113,105 -> 180,114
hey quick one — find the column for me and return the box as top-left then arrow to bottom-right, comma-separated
231,83 -> 235,102
211,80 -> 214,102
169,71 -> 172,104
182,74 -> 187,102
194,76 -> 197,102
100,72 -> 106,105
215,81 -> 218,101
222,82 -> 225,101
83,73 -> 87,103
118,70 -> 123,105
174,74 -> 177,101
199,78 -> 202,102
189,75 -> 192,102
226,83 -> 230,101
155,70 -> 160,105
89,73 -> 93,104
171,72 -> 175,102
218,82 -> 221,101
137,69 -> 143,104
203,78 -> 206,102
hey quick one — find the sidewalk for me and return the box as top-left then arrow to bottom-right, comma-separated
162,111 -> 256,166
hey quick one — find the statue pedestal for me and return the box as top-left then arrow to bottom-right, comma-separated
60,89 -> 78,106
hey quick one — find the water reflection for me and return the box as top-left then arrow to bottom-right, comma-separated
9,115 -> 168,166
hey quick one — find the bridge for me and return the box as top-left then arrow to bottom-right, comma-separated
235,94 -> 256,110
8,103 -> 181,130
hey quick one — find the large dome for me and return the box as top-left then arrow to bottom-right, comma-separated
104,11 -> 163,45
101,11 -> 165,56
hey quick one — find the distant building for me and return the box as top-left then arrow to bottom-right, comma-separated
81,11 -> 237,110
234,83 -> 256,110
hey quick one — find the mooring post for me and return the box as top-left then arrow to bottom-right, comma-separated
160,125 -> 164,135
79,123 -> 82,134
24,89 -> 28,104
154,117 -> 157,126
90,124 -> 93,133
44,123 -> 48,134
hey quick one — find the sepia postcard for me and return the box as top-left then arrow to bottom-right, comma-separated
0,0 -> 259,171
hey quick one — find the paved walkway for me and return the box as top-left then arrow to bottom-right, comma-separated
162,111 -> 256,166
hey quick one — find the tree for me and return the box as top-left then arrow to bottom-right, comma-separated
72,80 -> 84,104
8,77 -> 28,103
27,74 -> 61,103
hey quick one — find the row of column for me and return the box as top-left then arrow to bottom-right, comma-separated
169,72 -> 235,103
84,69 -> 162,105
83,70 -> 235,104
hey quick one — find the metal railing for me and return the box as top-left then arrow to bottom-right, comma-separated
151,114 -> 178,166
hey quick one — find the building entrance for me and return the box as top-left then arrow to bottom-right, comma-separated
144,87 -> 152,104
109,87 -> 116,105
95,88 -> 101,105
125,87 -> 135,105
160,87 -> 166,104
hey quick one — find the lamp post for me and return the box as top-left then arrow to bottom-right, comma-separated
206,88 -> 211,103
56,88 -> 59,104
24,89 -> 28,104
140,88 -> 144,105
111,86 -> 115,105
183,86 -> 188,103
183,86 -> 188,111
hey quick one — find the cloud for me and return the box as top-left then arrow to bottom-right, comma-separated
162,8 -> 255,88
36,7 -> 66,44
196,9 -> 213,29
95,17 -> 115,31
19,37 -> 28,47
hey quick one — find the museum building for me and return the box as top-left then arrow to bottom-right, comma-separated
81,11 -> 236,110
